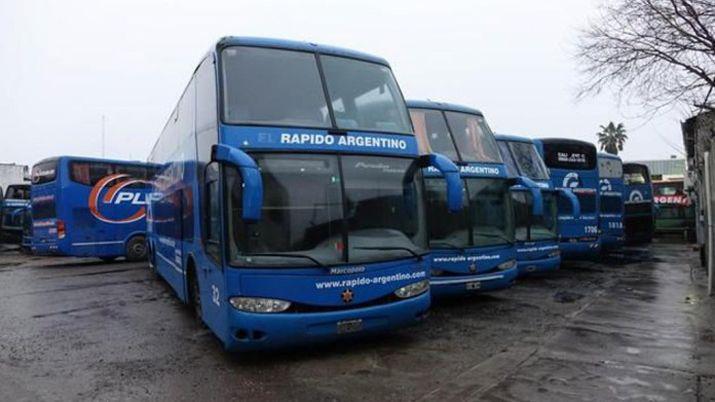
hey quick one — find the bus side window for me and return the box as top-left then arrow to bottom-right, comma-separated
205,163 -> 221,263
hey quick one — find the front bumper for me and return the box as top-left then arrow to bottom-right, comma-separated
430,267 -> 518,297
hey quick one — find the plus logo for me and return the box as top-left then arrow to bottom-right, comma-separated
562,172 -> 581,189
88,174 -> 158,224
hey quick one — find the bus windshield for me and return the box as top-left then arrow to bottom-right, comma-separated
598,157 -> 623,179
624,164 -> 650,184
497,142 -> 519,177
409,108 -> 458,160
5,185 -> 30,200
425,177 -> 513,248
221,46 -> 412,134
444,112 -> 501,163
513,191 -> 558,241
226,154 -> 426,267
508,142 -> 549,180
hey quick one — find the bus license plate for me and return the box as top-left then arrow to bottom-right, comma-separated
466,281 -> 481,290
337,319 -> 363,334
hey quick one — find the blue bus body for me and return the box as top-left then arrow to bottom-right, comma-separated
30,156 -> 157,261
597,153 -> 625,251
534,138 -> 601,259
0,184 -> 30,242
146,37 -> 463,352
496,134 -> 578,276
623,162 -> 655,244
407,101 -> 530,296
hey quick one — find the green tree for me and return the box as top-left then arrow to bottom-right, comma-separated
596,122 -> 628,155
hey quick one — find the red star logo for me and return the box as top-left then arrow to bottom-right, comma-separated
341,289 -> 354,303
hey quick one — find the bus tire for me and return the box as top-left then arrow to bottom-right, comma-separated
188,263 -> 203,322
126,235 -> 147,262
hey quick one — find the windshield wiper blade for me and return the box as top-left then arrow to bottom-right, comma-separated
353,246 -> 425,261
473,232 -> 515,245
241,252 -> 327,269
429,241 -> 466,254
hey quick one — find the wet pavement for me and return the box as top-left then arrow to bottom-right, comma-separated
0,240 -> 713,401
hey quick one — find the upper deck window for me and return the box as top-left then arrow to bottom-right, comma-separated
220,46 -> 412,134
598,157 -> 623,179
542,142 -> 596,170
70,161 -> 157,186
624,164 -> 650,185
409,108 -> 458,160
444,112 -> 501,163
31,160 -> 58,185
508,141 -> 549,180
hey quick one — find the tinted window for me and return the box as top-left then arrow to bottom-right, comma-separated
466,178 -> 514,247
32,196 -> 55,220
497,141 -> 519,176
221,47 -> 330,128
559,190 -> 597,215
509,142 -> 549,180
321,56 -> 412,133
424,178 -> 470,248
624,164 -> 650,184
445,112 -> 501,163
409,108 -> 458,159
598,157 -> 623,178
31,161 -> 58,185
70,162 -> 156,186
5,185 -> 30,200
542,142 -> 597,170
513,191 -> 558,241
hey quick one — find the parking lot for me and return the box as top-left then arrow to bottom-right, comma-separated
0,240 -> 713,401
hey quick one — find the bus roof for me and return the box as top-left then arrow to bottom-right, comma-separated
405,100 -> 484,116
216,36 -> 390,67
537,138 -> 597,149
598,152 -> 622,161
494,133 -> 533,144
33,156 -> 153,167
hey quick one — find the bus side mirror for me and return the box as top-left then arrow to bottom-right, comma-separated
211,144 -> 263,223
418,153 -> 463,213
510,176 -> 543,216
557,188 -> 580,219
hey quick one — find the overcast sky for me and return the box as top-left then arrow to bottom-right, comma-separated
0,0 -> 689,168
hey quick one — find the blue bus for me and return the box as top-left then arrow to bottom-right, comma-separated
30,156 -> 158,261
623,162 -> 654,244
597,153 -> 625,251
407,101 -> 541,295
0,184 -> 31,242
146,37 -> 463,351
534,138 -> 601,259
496,134 -> 580,275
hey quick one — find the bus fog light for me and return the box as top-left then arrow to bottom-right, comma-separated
394,280 -> 429,299
497,259 -> 517,271
229,297 -> 291,313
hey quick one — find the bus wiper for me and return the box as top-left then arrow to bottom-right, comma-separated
242,252 -> 327,269
353,246 -> 425,261
429,241 -> 466,254
473,232 -> 514,245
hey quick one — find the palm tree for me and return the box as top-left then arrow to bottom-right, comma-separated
596,122 -> 627,155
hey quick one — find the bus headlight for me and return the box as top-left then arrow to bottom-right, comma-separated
228,297 -> 291,313
394,280 -> 429,299
497,259 -> 517,271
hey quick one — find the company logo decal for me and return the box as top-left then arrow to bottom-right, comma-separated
341,289 -> 354,303
599,179 -> 612,192
654,195 -> 690,205
562,172 -> 581,188
629,190 -> 644,202
89,174 -> 156,224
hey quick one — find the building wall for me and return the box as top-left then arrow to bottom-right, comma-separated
0,164 -> 29,195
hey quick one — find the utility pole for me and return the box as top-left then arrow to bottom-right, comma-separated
101,115 -> 106,157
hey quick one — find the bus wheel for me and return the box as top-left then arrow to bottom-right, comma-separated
126,236 -> 147,262
189,268 -> 203,322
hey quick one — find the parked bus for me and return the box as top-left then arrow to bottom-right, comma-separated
623,162 -> 655,244
533,138 -> 601,259
407,101 -> 544,295
146,37 -> 463,351
0,184 -> 30,242
597,153 -> 625,252
652,179 -> 694,240
30,156 -> 158,261
496,134 -> 580,275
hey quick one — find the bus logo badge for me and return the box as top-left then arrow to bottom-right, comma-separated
600,179 -> 612,192
469,263 -> 477,273
89,174 -> 153,224
341,289 -> 354,303
629,190 -> 644,202
563,172 -> 580,189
